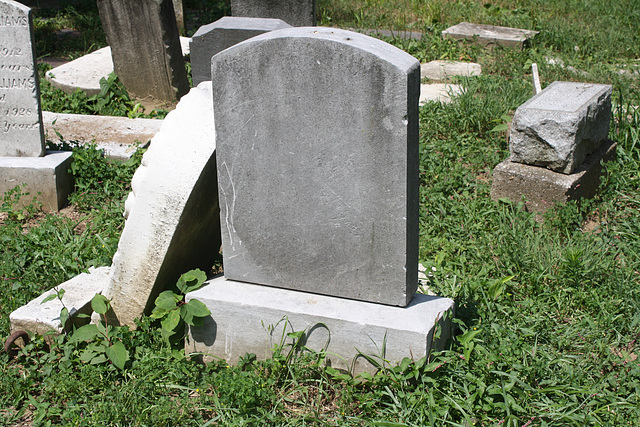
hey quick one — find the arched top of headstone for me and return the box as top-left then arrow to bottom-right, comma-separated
212,26 -> 420,307
213,26 -> 419,76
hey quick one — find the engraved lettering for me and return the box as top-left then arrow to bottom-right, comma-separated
0,94 -> 5,102
0,78 -> 35,89
0,15 -> 28,27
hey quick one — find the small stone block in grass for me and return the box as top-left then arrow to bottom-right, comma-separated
442,22 -> 538,49
491,140 -> 616,212
9,266 -> 109,336
420,60 -> 481,81
510,81 -> 613,174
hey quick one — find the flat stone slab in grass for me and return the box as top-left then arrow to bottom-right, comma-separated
0,0 -> 45,157
421,60 -> 481,81
0,150 -> 73,211
45,38 -> 191,96
10,266 -> 109,335
42,111 -> 161,159
510,81 -> 613,174
361,28 -> 423,40
186,277 -> 455,374
420,83 -> 462,104
491,140 -> 616,212
442,22 -> 538,49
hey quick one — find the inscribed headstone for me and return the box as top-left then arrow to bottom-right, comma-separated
0,0 -> 44,157
190,16 -> 291,86
212,27 -> 420,307
97,0 -> 189,102
231,0 -> 315,27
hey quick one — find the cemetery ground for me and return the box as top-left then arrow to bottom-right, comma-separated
1,0 -> 640,425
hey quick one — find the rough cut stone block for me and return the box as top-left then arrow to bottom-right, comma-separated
420,83 -> 462,104
0,0 -> 45,157
96,0 -> 189,102
10,266 -> 109,335
212,27 -> 420,307
0,150 -> 73,211
510,81 -> 613,174
491,140 -> 616,212
442,22 -> 538,49
190,17 -> 291,86
231,0 -> 315,27
186,277 -> 454,374
102,82 -> 221,327
420,60 -> 481,81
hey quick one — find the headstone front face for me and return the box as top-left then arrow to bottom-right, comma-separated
212,27 -> 420,307
190,16 -> 291,87
0,0 -> 44,157
97,0 -> 189,102
231,0 -> 315,27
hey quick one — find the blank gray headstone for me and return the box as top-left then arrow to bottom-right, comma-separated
0,0 -> 44,157
212,27 -> 420,307
190,16 -> 291,86
231,0 -> 316,27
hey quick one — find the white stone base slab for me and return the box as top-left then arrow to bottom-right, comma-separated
186,276 -> 455,374
0,150 -> 73,212
45,37 -> 191,96
421,60 -> 481,81
420,83 -> 462,104
9,266 -> 109,335
442,22 -> 538,49
43,111 -> 161,159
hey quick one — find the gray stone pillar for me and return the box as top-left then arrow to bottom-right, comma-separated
97,0 -> 189,102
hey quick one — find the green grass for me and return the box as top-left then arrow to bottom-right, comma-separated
2,0 -> 640,425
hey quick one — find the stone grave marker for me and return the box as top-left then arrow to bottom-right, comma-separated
0,0 -> 72,211
97,0 -> 189,102
184,27 -> 454,372
491,81 -> 615,212
0,0 -> 44,157
509,81 -> 612,174
231,0 -> 316,27
190,16 -> 291,86
442,22 -> 538,49
213,27 -> 419,307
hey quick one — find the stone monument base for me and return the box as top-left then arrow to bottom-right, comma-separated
490,139 -> 616,212
186,276 -> 455,374
0,151 -> 74,212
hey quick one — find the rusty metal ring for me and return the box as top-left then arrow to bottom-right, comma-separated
3,330 -> 30,357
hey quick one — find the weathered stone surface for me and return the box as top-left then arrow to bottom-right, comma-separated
510,81 -> 613,174
45,38 -> 191,96
212,27 -> 420,307
0,0 -> 44,157
190,17 -> 291,86
442,22 -> 538,49
231,0 -> 315,27
186,277 -> 455,374
0,150 -> 73,211
420,60 -> 481,81
10,266 -> 108,335
491,140 -> 616,212
103,82 -> 221,326
172,0 -> 184,34
42,111 -> 161,159
96,0 -> 189,102
420,83 -> 462,104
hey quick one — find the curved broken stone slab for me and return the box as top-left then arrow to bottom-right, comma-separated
509,81 -> 612,174
103,82 -> 221,326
